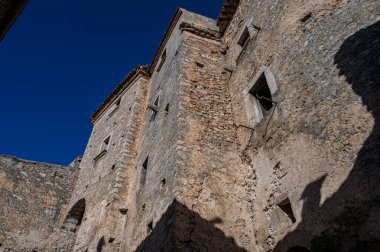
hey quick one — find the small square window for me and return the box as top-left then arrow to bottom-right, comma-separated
140,156 -> 149,188
102,136 -> 110,150
142,157 -> 148,170
93,136 -> 111,162
250,73 -> 273,117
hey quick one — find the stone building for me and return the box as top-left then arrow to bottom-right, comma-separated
0,0 -> 28,41
0,0 -> 379,251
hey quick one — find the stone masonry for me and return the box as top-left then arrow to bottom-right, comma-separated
0,0 -> 379,251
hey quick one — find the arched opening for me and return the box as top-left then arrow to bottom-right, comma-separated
62,199 -> 86,232
287,246 -> 310,252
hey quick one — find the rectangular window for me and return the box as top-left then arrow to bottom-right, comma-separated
94,136 -> 111,163
156,49 -> 166,72
249,74 -> 273,117
109,97 -> 121,117
238,27 -> 250,47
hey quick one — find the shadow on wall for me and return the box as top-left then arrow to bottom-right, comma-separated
274,21 -> 380,252
134,199 -> 247,252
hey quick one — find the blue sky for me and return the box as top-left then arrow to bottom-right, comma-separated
0,0 -> 224,165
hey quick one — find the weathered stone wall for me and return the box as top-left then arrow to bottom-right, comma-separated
2,1 -> 377,251
121,11 -> 225,252
222,0 -> 379,251
0,155 -> 79,251
172,29 -> 256,251
65,73 -> 150,251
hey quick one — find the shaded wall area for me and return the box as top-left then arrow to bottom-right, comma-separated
274,21 -> 380,252
135,200 -> 247,252
0,155 -> 79,251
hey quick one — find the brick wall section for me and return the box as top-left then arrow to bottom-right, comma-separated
0,155 -> 78,251
171,29 -> 256,250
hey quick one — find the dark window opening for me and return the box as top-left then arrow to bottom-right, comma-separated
62,199 -> 86,232
196,62 -> 205,68
278,198 -> 296,223
165,103 -> 169,115
287,246 -> 310,252
150,96 -> 160,121
238,27 -> 250,47
160,178 -> 166,187
300,13 -> 312,23
119,207 -> 128,215
142,204 -> 146,211
142,157 -> 148,170
109,98 -> 121,117
94,136 -> 111,163
111,164 -> 116,170
109,238 -> 115,243
115,98 -> 121,106
140,157 -> 148,187
156,49 -> 167,72
250,74 -> 273,117
147,221 -> 153,234
97,237 -> 105,252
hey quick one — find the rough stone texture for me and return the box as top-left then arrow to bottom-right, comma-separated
222,0 -> 379,251
0,155 -> 79,251
1,0 -> 379,251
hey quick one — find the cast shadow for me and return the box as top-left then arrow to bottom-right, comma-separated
274,21 -> 380,252
134,199 -> 247,252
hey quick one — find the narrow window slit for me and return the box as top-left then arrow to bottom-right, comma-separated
140,156 -> 148,188
300,13 -> 312,23
278,198 -> 296,223
147,221 -> 153,234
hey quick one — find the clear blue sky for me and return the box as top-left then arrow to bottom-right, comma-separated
0,0 -> 224,165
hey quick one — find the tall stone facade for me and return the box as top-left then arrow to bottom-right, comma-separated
0,0 -> 379,251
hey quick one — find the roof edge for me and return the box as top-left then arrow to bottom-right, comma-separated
150,8 -> 184,73
90,65 -> 151,124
